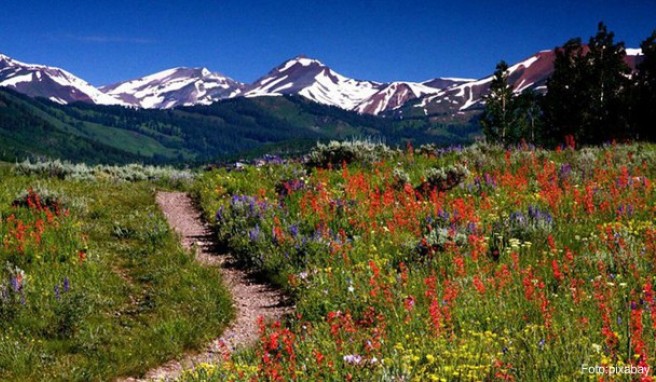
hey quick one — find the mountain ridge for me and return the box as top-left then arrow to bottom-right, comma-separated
0,48 -> 644,117
396,48 -> 643,120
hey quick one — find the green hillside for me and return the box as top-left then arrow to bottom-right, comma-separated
0,88 -> 479,165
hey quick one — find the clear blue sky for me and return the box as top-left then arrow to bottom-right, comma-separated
1,1 -> 654,86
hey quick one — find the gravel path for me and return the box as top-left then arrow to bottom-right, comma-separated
120,191 -> 291,381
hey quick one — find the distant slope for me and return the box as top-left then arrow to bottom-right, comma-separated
354,80 -> 468,115
0,89 -> 142,163
0,88 -> 477,165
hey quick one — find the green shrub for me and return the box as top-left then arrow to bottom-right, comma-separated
14,159 -> 195,183
305,140 -> 394,168
416,164 -> 469,194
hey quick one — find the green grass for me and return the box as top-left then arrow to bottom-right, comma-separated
0,166 -> 233,381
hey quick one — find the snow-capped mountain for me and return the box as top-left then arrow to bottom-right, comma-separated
0,54 -> 126,106
244,56 -> 383,111
243,56 -> 470,115
100,67 -> 244,109
0,48 -> 644,118
406,48 -> 644,118
355,78 -> 472,115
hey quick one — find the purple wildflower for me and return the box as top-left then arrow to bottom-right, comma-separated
559,163 -> 572,181
343,354 -> 363,365
484,173 -> 497,188
249,225 -> 261,242
10,277 -> 20,293
289,225 -> 299,238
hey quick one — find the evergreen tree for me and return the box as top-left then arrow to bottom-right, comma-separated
543,23 -> 630,145
515,89 -> 543,145
633,30 -> 656,140
481,61 -> 517,145
583,22 -> 631,142
542,38 -> 587,145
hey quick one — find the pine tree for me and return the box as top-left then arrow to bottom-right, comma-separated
542,38 -> 587,145
514,89 -> 543,144
543,23 -> 631,145
633,30 -> 656,140
583,22 -> 631,142
481,61 -> 516,145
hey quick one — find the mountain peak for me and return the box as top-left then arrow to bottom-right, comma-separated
0,52 -> 126,106
276,56 -> 325,72
244,55 -> 382,110
2,47 -> 645,116
100,66 -> 244,109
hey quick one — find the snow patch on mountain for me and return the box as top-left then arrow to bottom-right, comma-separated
2,73 -> 33,86
354,81 -> 444,114
0,53 -> 127,106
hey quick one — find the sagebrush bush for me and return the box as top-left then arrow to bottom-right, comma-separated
12,187 -> 65,210
416,164 -> 470,194
305,140 -> 394,168
392,168 -> 411,190
14,159 -> 195,182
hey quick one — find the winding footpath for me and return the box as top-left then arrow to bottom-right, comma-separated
121,191 -> 291,381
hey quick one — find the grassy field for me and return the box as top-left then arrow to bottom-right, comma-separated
186,142 -> 656,381
0,165 -> 233,381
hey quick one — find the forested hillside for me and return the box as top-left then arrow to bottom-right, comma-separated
0,88 -> 477,165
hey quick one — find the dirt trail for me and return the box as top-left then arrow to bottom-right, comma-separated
121,191 -> 291,381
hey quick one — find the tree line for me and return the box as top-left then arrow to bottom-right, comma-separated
481,22 -> 656,147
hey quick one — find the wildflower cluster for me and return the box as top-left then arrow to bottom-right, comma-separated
0,188 -> 88,337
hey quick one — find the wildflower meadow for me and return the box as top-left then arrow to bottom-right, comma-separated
187,141 -> 656,381
0,164 -> 232,381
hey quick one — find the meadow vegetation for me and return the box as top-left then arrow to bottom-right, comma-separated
185,140 -> 656,381
0,165 -> 232,381
2,137 -> 655,381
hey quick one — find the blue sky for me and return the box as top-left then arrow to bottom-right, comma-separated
1,1 -> 654,86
